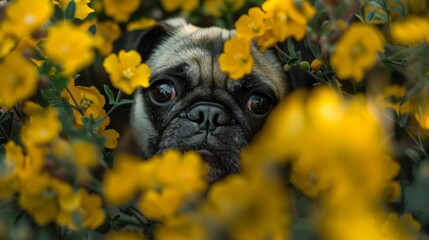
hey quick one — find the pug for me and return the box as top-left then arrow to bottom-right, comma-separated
114,19 -> 288,182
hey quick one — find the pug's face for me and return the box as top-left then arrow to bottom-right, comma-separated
129,19 -> 287,181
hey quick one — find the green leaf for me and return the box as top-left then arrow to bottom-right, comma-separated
88,24 -> 97,36
398,113 -> 409,128
405,148 -> 422,163
401,82 -> 424,105
64,0 -> 76,20
103,85 -> 115,105
117,99 -> 134,106
53,5 -> 64,21
367,0 -> 386,10
53,76 -> 70,94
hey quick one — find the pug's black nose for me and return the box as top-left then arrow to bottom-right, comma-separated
187,102 -> 231,130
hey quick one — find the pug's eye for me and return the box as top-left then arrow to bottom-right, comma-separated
246,93 -> 273,115
151,82 -> 176,103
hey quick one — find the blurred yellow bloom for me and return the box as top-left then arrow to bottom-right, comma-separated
103,0 -> 140,22
95,20 -> 121,56
235,7 -> 266,40
262,0 -> 315,42
107,232 -> 147,240
126,18 -> 157,31
53,0 -> 94,20
391,16 -> 429,45
19,173 -> 80,225
21,108 -> 62,148
44,22 -> 95,75
204,0 -> 244,17
415,100 -> 429,129
242,87 -> 399,204
0,30 -> 15,58
80,189 -> 106,229
330,23 -> 385,82
155,215 -> 205,240
0,51 -> 38,109
72,141 -> 99,168
323,210 -> 398,240
4,141 -> 44,182
152,150 -> 207,195
207,175 -> 289,239
219,37 -> 254,80
63,83 -> 106,126
2,0 -> 52,38
23,101 -> 44,116
376,84 -> 412,114
161,0 -> 199,12
103,50 -> 151,94
139,189 -> 183,221
382,213 -> 421,240
103,154 -> 146,205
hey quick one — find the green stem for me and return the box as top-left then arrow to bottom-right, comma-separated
104,90 -> 123,118
65,86 -> 84,115
0,125 -> 9,140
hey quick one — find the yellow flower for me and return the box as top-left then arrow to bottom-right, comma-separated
219,37 -> 254,80
63,82 -> 106,126
95,20 -> 121,56
21,108 -> 62,148
44,22 -> 95,75
80,189 -> 106,229
4,141 -> 44,182
207,175 -> 289,239
161,0 -> 199,12
71,141 -> 99,168
126,18 -> 157,31
152,150 -> 207,195
391,16 -> 429,45
2,0 -> 52,38
139,188 -> 183,221
107,232 -> 147,240
19,173 -> 80,225
242,87 -> 399,203
382,213 -> 421,240
103,0 -> 140,22
103,50 -> 151,94
155,215 -> 205,240
103,154 -> 147,205
235,7 -> 266,40
376,84 -> 412,114
261,0 -> 315,42
310,58 -> 324,71
330,23 -> 385,82
98,113 -> 120,149
415,100 -> 429,130
204,0 -> 244,17
23,101 -> 44,116
0,30 -> 15,58
53,0 -> 95,20
0,51 -> 38,109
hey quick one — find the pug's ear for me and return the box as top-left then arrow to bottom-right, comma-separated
114,18 -> 188,61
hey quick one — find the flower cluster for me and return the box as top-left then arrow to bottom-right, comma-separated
220,0 -> 316,80
1,107 -> 105,228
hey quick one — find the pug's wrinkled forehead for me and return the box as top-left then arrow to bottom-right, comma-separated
142,19 -> 287,99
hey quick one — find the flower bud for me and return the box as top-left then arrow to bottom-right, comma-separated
283,64 -> 292,72
299,61 -> 310,71
311,59 -> 324,71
